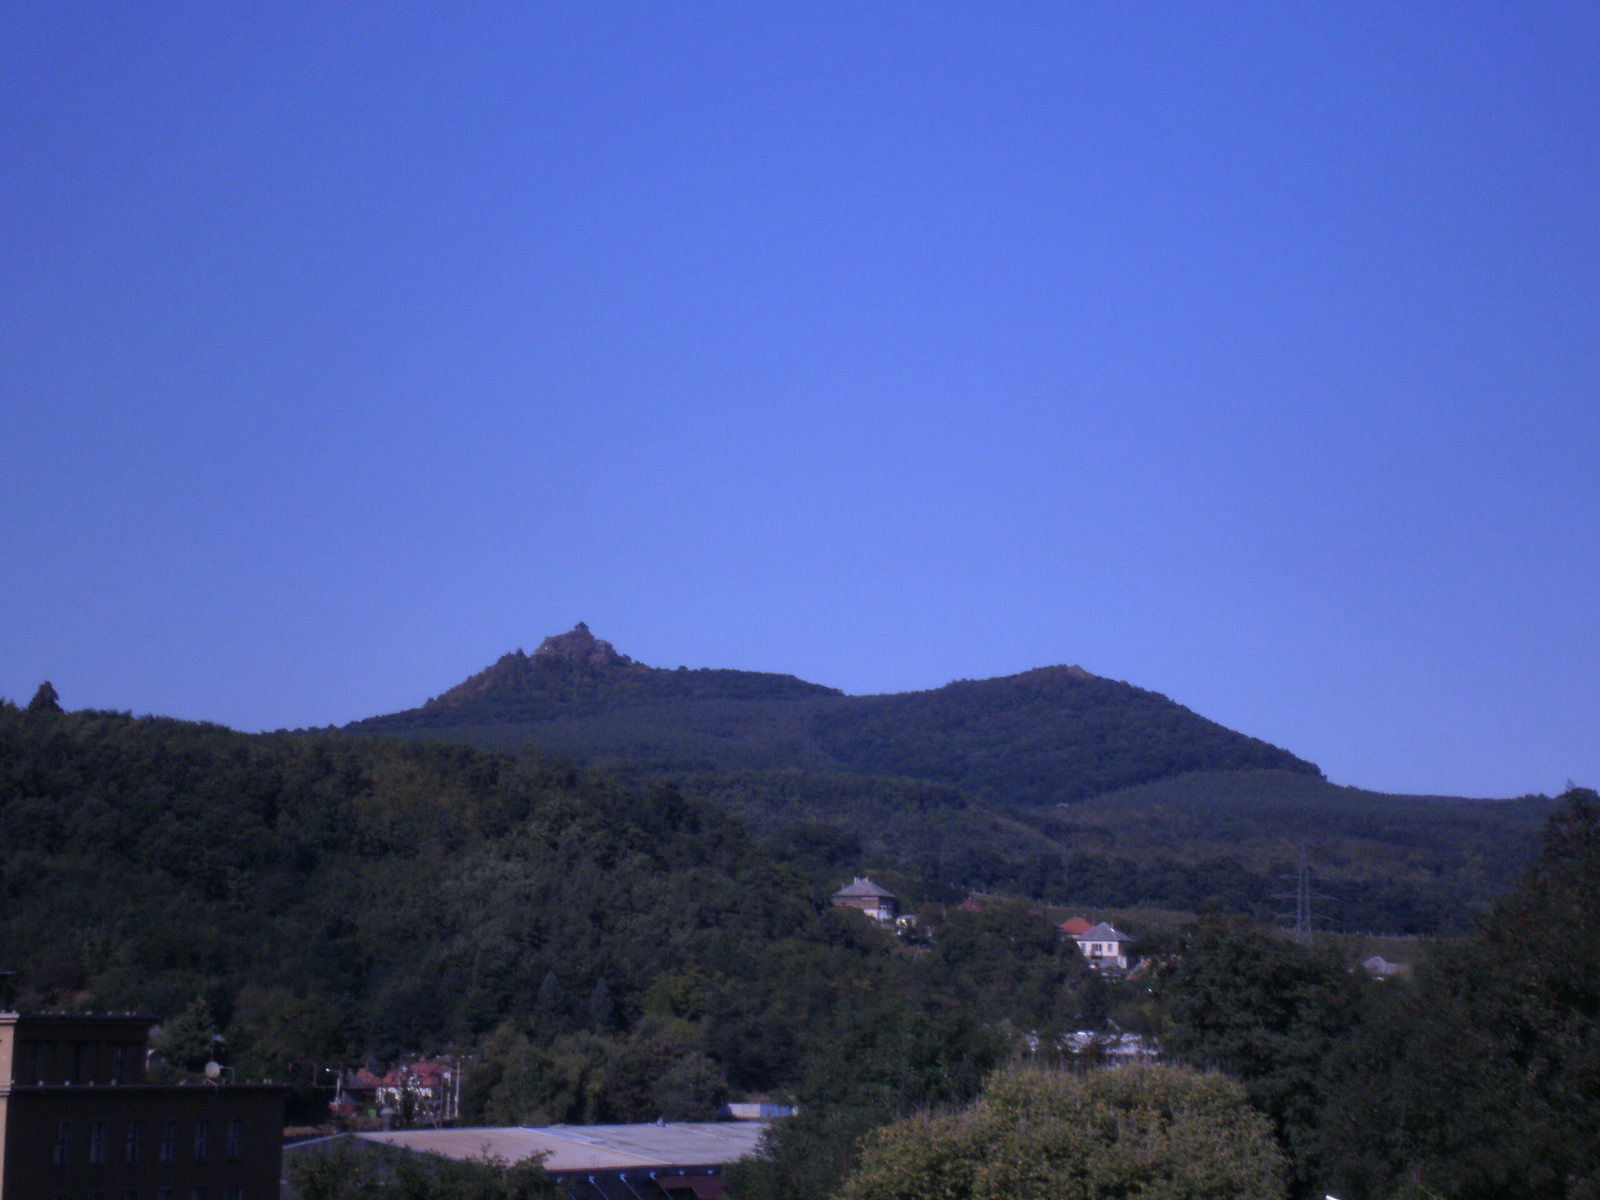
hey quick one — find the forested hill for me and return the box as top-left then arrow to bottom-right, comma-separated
804,666 -> 1318,806
346,624 -> 1320,805
3,697 -> 1591,1200
0,699 -> 1114,1142
337,627 -> 1547,932
0,702 -> 905,1071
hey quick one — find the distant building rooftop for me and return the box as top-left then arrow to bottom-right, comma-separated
354,1122 -> 768,1172
1076,922 -> 1130,944
832,877 -> 895,899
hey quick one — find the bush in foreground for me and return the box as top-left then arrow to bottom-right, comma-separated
836,1063 -> 1288,1200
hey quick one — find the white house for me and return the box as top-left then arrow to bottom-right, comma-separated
1073,922 -> 1132,970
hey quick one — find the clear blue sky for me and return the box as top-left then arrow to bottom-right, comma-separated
3,4 -> 1595,798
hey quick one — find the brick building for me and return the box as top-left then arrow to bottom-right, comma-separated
829,878 -> 898,923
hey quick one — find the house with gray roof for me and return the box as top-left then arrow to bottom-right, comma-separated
1073,922 -> 1133,970
830,877 -> 898,923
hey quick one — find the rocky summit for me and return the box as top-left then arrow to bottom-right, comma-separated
532,621 -> 629,666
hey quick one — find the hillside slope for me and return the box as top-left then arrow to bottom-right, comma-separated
1030,769 -> 1553,930
3,702 -> 1162,1135
338,626 -> 1558,931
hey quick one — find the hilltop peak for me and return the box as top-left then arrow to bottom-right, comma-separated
353,628 -> 840,731
349,638 -> 1314,806
420,625 -> 645,711
532,623 -> 631,667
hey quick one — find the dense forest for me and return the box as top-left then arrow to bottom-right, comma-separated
0,700 -> 1096,1108
741,788 -> 1600,1200
4,691 -> 1594,1199
661,765 -> 1548,935
343,626 -> 1552,934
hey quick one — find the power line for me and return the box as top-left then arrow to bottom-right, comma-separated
1272,844 -> 1334,944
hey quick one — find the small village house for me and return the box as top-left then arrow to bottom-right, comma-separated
830,878 -> 898,923
1072,922 -> 1133,970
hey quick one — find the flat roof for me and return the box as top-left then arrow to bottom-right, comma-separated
357,1122 -> 769,1172
0,1011 -> 158,1023
0,1012 -> 159,1035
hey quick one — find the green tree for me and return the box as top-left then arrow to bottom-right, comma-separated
729,1002 -> 1002,1200
153,996 -> 219,1077
836,1063 -> 1288,1200
603,1031 -> 727,1122
1154,912 -> 1365,1190
286,1138 -> 557,1200
533,969 -> 566,1033
469,1030 -> 617,1127
229,985 -> 346,1079
589,977 -> 616,1032
1321,787 -> 1600,1200
26,681 -> 61,713
927,900 -> 1100,1029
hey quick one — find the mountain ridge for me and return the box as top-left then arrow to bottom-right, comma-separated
336,630 -> 1551,932
346,624 -> 1321,805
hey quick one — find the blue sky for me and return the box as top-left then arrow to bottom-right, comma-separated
3,4 -> 1595,798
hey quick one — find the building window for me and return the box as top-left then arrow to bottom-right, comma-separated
54,1122 -> 71,1165
193,1118 -> 209,1162
30,1040 -> 43,1082
113,1043 -> 130,1084
225,1116 -> 242,1160
158,1190 -> 173,1200
225,1189 -> 243,1200
72,1041 -> 87,1083
159,1119 -> 176,1163
90,1120 -> 108,1163
191,1190 -> 207,1200
127,1119 -> 143,1163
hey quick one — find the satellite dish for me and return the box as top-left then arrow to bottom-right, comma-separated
204,1061 -> 222,1080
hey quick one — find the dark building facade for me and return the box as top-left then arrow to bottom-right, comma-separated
0,1012 -> 283,1200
